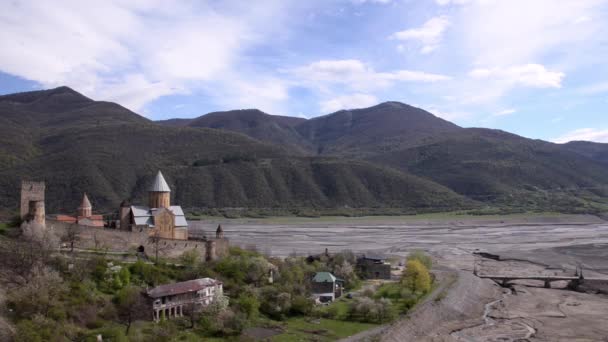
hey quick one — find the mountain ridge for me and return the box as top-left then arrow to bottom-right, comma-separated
1,86 -> 607,215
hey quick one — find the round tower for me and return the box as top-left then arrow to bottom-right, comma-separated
78,193 -> 92,218
148,171 -> 171,209
216,224 -> 224,239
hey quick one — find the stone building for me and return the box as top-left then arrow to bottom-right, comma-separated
147,277 -> 223,322
55,193 -> 104,227
356,253 -> 392,280
120,171 -> 188,240
20,180 -> 46,227
311,272 -> 343,303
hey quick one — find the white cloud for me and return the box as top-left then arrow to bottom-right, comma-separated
320,93 -> 378,113
0,1 -> 283,112
493,108 -> 516,116
425,106 -> 472,120
469,64 -> 565,88
554,128 -> 608,143
390,16 -> 450,54
290,59 -> 450,92
456,0 -> 605,67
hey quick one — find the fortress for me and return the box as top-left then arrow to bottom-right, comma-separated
23,171 -> 230,261
20,181 -> 46,227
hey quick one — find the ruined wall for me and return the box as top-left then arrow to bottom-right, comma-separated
20,181 -> 45,219
49,220 -> 226,260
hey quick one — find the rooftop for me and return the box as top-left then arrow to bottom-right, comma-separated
147,278 -> 221,298
312,272 -> 343,283
150,170 -> 171,192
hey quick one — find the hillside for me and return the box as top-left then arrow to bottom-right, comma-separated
562,141 -> 608,166
369,128 -> 608,212
184,109 -> 310,154
0,87 -> 471,215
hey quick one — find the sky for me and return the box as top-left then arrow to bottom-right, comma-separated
0,0 -> 607,143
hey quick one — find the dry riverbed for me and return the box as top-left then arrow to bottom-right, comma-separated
192,213 -> 608,341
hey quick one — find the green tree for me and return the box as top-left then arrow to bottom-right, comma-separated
236,293 -> 260,319
406,250 -> 432,269
402,259 -> 431,294
114,286 -> 148,334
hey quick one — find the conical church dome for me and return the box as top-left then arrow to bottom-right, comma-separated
150,171 -> 171,192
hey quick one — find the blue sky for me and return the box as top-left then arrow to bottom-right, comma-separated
1,0 -> 607,143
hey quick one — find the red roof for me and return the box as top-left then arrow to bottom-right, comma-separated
147,278 -> 221,298
56,215 -> 77,223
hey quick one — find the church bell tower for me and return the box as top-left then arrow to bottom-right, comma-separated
148,171 -> 171,209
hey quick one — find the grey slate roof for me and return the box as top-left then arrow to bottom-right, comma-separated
147,278 -> 220,298
131,205 -> 188,227
150,171 -> 171,192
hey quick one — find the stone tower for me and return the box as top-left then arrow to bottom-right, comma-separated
78,193 -> 92,218
28,200 -> 46,226
216,224 -> 224,239
148,171 -> 171,209
119,199 -> 131,230
20,181 -> 45,220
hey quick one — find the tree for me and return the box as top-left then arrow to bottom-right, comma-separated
0,223 -> 57,286
236,293 -> 260,319
148,230 -> 170,263
407,250 -> 433,269
114,286 -> 148,334
62,224 -> 81,253
402,259 -> 431,294
8,267 -> 67,319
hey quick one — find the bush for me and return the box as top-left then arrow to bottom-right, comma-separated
235,293 -> 260,319
347,297 -> 396,323
290,295 -> 314,316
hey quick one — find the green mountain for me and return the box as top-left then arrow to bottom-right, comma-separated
562,141 -> 608,166
161,100 -> 608,214
0,87 -> 469,215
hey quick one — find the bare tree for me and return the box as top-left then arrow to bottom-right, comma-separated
148,230 -> 170,263
0,223 -> 57,287
62,224 -> 81,253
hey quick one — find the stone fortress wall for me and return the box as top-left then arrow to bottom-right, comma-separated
49,220 -> 229,261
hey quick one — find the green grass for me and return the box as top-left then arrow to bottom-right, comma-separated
188,211 -> 577,225
271,317 -> 378,342
0,223 -> 7,235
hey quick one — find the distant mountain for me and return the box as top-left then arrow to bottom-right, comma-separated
295,102 -> 462,156
0,87 -> 469,215
170,109 -> 311,154
159,102 -> 462,156
562,141 -> 608,166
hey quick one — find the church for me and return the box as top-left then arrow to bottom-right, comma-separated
119,171 -> 189,240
